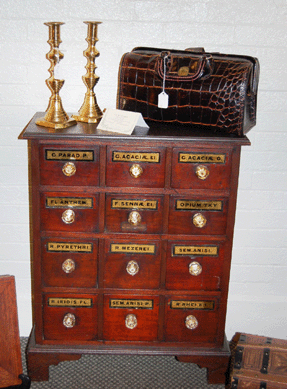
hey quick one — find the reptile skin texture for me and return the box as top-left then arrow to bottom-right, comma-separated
117,48 -> 259,136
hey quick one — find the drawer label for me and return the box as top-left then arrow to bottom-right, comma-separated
111,244 -> 155,254
48,298 -> 92,307
46,150 -> 94,161
179,153 -> 226,164
173,245 -> 218,256
170,300 -> 214,310
47,242 -> 93,253
176,200 -> 223,211
110,299 -> 153,309
112,151 -> 160,163
111,199 -> 158,210
46,197 -> 93,208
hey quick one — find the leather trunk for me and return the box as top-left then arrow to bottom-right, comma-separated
117,47 -> 260,136
228,332 -> 287,389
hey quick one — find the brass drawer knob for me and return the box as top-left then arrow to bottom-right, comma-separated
189,261 -> 202,276
196,165 -> 209,180
185,315 -> 198,330
62,162 -> 76,176
62,209 -> 75,224
128,210 -> 142,226
63,313 -> 76,328
193,213 -> 207,228
129,163 -> 143,178
125,314 -> 137,329
126,260 -> 139,276
62,258 -> 76,273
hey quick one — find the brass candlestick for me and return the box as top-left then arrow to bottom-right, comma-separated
73,21 -> 102,123
36,22 -> 76,129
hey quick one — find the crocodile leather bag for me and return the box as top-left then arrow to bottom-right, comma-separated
117,47 -> 260,136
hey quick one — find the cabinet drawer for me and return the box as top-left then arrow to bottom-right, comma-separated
164,296 -> 219,344
171,148 -> 231,190
105,194 -> 164,234
168,196 -> 228,235
103,294 -> 159,341
106,146 -> 166,188
42,238 -> 98,288
166,240 -> 225,291
39,146 -> 100,186
103,239 -> 161,289
43,293 -> 98,341
40,192 -> 100,232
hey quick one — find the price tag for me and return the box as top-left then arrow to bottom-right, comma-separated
158,91 -> 169,109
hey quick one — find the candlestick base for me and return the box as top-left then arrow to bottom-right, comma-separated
73,91 -> 102,124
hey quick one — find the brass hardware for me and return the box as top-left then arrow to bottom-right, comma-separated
49,298 -> 92,307
195,165 -> 209,180
63,313 -> 76,328
126,260 -> 139,276
129,164 -> 143,178
112,152 -> 160,163
110,244 -> 155,254
193,213 -> 207,228
178,66 -> 190,76
176,200 -> 222,210
125,314 -> 137,329
189,261 -> 202,276
171,300 -> 214,310
173,245 -> 218,256
62,162 -> 76,177
62,258 -> 76,273
36,22 -> 76,130
46,150 -> 94,161
179,153 -> 226,164
73,21 -> 102,123
128,211 -> 142,226
110,299 -> 153,309
61,209 -> 75,224
185,315 -> 198,330
46,197 -> 93,208
112,199 -> 157,210
47,242 -> 93,252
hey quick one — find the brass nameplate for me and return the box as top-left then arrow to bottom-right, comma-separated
173,245 -> 218,256
112,151 -> 160,163
111,244 -> 155,254
111,199 -> 158,210
176,200 -> 223,211
46,197 -> 93,208
110,299 -> 153,309
47,242 -> 93,253
48,298 -> 92,307
46,150 -> 94,161
179,153 -> 226,164
171,300 -> 214,310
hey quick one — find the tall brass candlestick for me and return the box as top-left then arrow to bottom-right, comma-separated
36,22 -> 76,129
73,21 -> 103,123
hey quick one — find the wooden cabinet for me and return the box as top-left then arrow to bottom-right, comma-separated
19,112 -> 250,384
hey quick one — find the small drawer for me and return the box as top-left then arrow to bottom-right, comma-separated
171,148 -> 232,190
40,192 -> 100,233
39,146 -> 100,186
106,146 -> 166,188
103,239 -> 161,289
166,240 -> 226,291
105,194 -> 164,234
42,238 -> 98,288
103,294 -> 159,341
164,296 -> 220,344
43,293 -> 98,341
168,196 -> 228,235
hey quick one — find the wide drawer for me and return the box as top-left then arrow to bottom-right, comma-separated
103,238 -> 161,289
166,240 -> 226,291
103,294 -> 159,341
168,196 -> 228,235
43,293 -> 98,341
105,194 -> 164,234
42,238 -> 98,288
106,146 -> 166,188
164,296 -> 220,344
40,192 -> 100,232
39,145 -> 100,186
171,148 -> 232,190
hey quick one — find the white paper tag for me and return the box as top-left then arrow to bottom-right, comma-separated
158,91 -> 169,109
97,108 -> 149,135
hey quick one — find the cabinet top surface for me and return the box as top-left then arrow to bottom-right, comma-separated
19,112 -> 250,146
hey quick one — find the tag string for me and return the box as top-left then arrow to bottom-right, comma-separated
162,54 -> 168,93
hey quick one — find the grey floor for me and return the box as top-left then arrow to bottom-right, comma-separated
21,338 -> 226,389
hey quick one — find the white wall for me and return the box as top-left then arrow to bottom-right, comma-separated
0,0 -> 286,339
